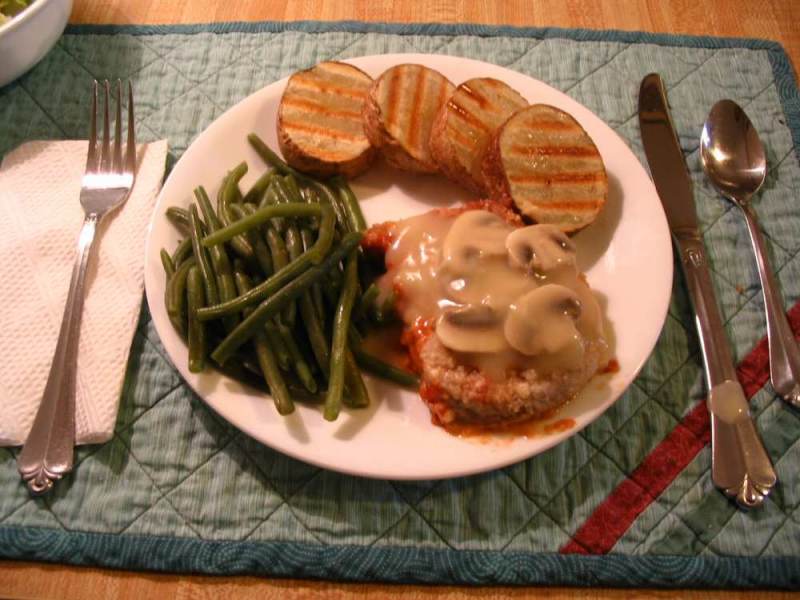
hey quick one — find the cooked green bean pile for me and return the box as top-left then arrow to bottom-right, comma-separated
161,133 -> 419,420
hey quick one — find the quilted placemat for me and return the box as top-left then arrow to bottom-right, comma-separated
1,21 -> 799,589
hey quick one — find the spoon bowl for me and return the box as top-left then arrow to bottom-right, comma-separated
700,99 -> 767,203
701,99 -> 800,407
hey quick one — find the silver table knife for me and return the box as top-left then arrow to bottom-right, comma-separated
638,73 -> 776,508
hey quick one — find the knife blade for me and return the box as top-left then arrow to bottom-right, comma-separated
638,73 -> 776,509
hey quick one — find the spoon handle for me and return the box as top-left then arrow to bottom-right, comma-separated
741,204 -> 800,408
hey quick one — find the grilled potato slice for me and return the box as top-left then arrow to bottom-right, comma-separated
482,104 -> 607,233
429,78 -> 527,193
363,64 -> 455,173
277,61 -> 376,178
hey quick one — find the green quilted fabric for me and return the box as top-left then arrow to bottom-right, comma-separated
1,21 -> 799,588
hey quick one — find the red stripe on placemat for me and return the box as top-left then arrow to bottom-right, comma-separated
560,300 -> 800,555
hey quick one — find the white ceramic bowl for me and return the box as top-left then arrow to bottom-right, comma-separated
0,0 -> 72,88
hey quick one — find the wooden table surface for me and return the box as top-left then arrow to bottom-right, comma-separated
2,1 -> 799,599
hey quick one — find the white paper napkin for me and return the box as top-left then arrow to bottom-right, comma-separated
0,139 -> 168,446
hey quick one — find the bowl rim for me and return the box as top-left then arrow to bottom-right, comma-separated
0,0 -> 57,36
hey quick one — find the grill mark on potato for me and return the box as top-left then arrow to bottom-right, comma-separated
520,119 -> 581,131
447,98 -> 491,133
515,198 -> 603,211
385,67 -> 403,132
508,144 -> 600,157
508,172 -> 606,184
282,97 -> 363,120
435,75 -> 452,114
406,67 -> 427,152
290,76 -> 368,100
460,82 -> 491,110
445,123 -> 478,149
282,120 -> 365,142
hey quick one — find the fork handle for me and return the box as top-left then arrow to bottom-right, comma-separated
17,213 -> 98,495
741,204 -> 800,407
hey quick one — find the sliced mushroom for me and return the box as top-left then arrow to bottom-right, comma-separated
504,284 -> 583,357
442,210 -> 510,271
436,304 -> 507,353
506,224 -> 576,276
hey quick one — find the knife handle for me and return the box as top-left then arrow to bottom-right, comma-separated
675,234 -> 776,508
674,234 -> 738,387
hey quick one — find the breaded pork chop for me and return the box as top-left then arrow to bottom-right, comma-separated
364,201 -> 608,427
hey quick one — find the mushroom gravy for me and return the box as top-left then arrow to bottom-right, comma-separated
377,208 -> 608,381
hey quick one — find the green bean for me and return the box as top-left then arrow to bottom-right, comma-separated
299,186 -> 323,232
374,290 -> 397,323
189,204 -> 220,306
165,257 -> 196,338
194,186 -> 223,232
264,321 -> 291,371
321,265 -> 344,308
284,174 -> 304,202
355,283 -> 379,320
234,203 -> 274,277
197,206 -> 336,320
195,190 -> 240,331
248,132 -> 313,183
255,333 -> 294,414
313,182 -> 350,233
324,250 -> 359,421
332,176 -> 368,233
186,266 -> 207,373
235,271 -> 294,415
343,349 -> 370,408
351,346 -> 419,388
307,205 -> 336,265
222,162 -> 247,209
277,322 -> 317,393
301,227 -> 326,324
298,286 -> 330,379
172,237 -> 193,267
284,222 -> 304,262
265,226 -> 296,324
261,185 -> 286,231
210,232 -> 362,365
281,225 -> 306,326
213,248 -> 240,333
217,164 -> 254,260
202,204 -> 323,248
242,170 -> 275,205
265,227 -> 290,271
166,206 -> 191,232
271,176 -> 295,207
160,249 -> 175,278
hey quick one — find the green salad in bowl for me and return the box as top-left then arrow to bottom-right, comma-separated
0,0 -> 31,24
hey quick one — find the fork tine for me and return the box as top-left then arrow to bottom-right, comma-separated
112,80 -> 123,173
125,81 -> 136,175
85,80 -> 98,172
100,80 -> 111,173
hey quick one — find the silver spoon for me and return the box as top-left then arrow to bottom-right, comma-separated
701,99 -> 800,408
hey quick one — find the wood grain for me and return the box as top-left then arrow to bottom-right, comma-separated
68,0 -> 799,72
1,560 -> 798,600
2,1 -> 798,598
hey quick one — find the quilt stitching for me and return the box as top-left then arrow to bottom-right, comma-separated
1,22 -> 798,587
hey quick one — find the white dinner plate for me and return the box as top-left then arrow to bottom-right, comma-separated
144,54 -> 673,480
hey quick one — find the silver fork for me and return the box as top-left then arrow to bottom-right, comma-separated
17,80 -> 136,495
